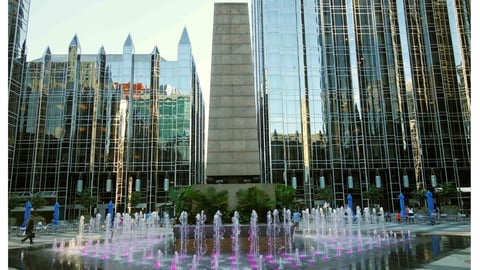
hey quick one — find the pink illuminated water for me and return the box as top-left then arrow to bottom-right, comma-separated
51,206 -> 413,269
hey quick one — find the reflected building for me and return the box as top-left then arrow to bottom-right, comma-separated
252,0 -> 470,210
8,0 -> 30,187
10,28 -> 205,219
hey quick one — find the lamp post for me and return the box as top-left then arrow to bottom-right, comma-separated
164,173 -> 170,216
453,159 -> 463,209
164,175 -> 169,192
135,175 -> 141,192
347,170 -> 353,189
431,169 -> 437,188
76,174 -> 83,218
291,174 -> 297,189
105,173 -> 113,217
319,170 -> 325,189
375,169 -> 382,188
403,170 -> 409,189
77,174 -> 83,193
106,173 -> 112,193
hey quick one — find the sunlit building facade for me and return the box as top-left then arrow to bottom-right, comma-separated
207,2 -> 261,183
8,0 -> 30,185
10,28 -> 205,219
252,0 -> 470,212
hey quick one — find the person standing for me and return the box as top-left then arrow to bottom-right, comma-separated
408,207 -> 414,223
293,211 -> 301,228
385,210 -> 392,222
21,214 -> 35,244
396,212 -> 401,223
405,206 -> 409,223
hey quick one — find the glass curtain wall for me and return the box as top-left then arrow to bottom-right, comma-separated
8,0 -> 31,186
252,0 -> 470,212
11,29 -> 204,220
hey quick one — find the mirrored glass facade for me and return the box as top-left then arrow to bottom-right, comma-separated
8,0 -> 30,186
10,29 -> 205,219
252,0 -> 470,211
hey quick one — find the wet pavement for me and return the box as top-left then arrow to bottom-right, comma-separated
369,220 -> 471,269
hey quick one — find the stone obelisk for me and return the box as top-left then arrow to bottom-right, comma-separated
206,2 -> 260,183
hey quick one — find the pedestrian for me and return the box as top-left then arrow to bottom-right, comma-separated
408,207 -> 414,223
430,208 -> 437,225
396,212 -> 401,224
385,210 -> 392,222
21,214 -> 35,244
293,211 -> 301,228
405,206 -> 409,223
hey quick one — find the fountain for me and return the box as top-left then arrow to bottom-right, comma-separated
194,210 -> 207,264
14,205 -> 468,269
231,211 -> 241,267
179,211 -> 189,257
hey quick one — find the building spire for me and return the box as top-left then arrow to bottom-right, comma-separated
123,33 -> 135,54
98,45 -> 106,55
44,46 -> 51,57
69,34 -> 81,51
178,26 -> 191,45
151,45 -> 160,55
43,46 -> 52,62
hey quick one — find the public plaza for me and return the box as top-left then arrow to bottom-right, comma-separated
8,0 -> 471,269
7,209 -> 471,269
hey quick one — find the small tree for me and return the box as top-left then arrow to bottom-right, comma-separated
76,188 -> 98,216
8,194 -> 27,226
364,186 -> 383,206
169,186 -> 199,220
316,187 -> 333,206
30,193 -> 48,210
129,191 -> 143,212
411,189 -> 426,207
436,182 -> 457,206
275,184 -> 297,210
8,194 -> 26,213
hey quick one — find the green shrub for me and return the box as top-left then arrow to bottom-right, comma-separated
275,184 -> 297,210
415,207 -> 428,215
192,187 -> 229,224
236,186 -> 275,224
441,205 -> 459,214
9,217 -> 16,227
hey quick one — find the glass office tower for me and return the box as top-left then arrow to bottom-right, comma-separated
8,0 -> 31,185
252,0 -> 470,212
10,28 -> 205,219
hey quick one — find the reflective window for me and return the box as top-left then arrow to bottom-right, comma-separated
253,0 -> 470,210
